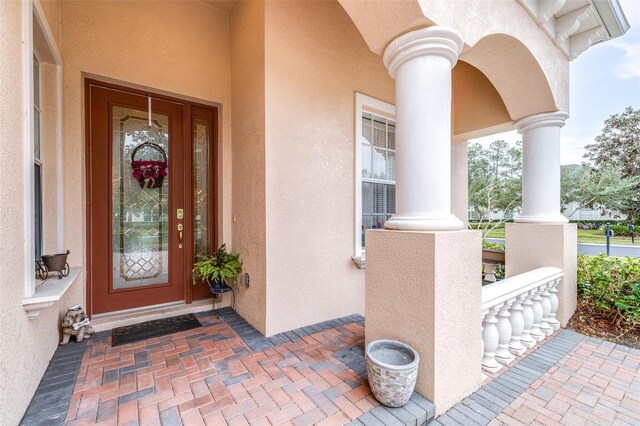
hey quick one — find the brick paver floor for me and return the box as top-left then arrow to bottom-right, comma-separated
487,337 -> 640,426
63,312 -> 379,426
25,309 -> 640,426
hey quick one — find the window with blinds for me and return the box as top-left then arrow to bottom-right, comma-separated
361,112 -> 396,250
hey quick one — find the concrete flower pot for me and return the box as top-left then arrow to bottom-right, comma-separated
366,339 -> 420,407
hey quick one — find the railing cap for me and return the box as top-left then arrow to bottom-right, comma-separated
482,267 -> 563,311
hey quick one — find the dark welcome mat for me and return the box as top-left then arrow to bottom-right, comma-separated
111,313 -> 202,347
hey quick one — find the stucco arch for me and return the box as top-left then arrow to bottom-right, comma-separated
337,0 -> 569,120
452,60 -> 511,138
459,34 -> 556,122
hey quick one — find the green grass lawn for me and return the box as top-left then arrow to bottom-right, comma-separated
481,227 -> 638,246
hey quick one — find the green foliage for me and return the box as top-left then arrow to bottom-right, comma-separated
596,224 -> 633,236
192,244 -> 243,290
482,241 -> 505,250
577,254 -> 640,330
561,164 -> 639,219
569,219 -> 628,230
468,140 -> 522,236
583,107 -> 640,220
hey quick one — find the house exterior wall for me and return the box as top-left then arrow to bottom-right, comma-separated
60,0 -> 233,280
2,2 -> 233,422
0,2 -> 77,424
420,0 -> 570,118
263,0 -> 394,335
230,0 -> 268,334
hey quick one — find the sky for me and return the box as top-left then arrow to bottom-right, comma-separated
471,0 -> 640,165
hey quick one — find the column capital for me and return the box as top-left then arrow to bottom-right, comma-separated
383,26 -> 464,79
515,111 -> 569,134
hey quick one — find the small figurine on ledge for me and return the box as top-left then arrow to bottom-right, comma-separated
60,305 -> 95,345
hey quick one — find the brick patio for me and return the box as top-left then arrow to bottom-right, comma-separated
20,309 -> 640,426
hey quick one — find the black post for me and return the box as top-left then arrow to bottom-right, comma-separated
605,222 -> 612,256
629,221 -> 635,244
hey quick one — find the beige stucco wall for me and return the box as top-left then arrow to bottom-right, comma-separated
230,0 -> 268,334
506,223 -> 578,326
60,0 -> 232,295
366,230 -> 482,414
452,61 -> 511,138
338,0 -> 569,124
263,0 -> 395,335
420,0 -> 570,118
451,137 -> 469,228
0,2 -> 82,424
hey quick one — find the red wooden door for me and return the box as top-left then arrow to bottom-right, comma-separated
86,82 -> 186,314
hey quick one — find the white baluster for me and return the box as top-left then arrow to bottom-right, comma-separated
540,283 -> 553,336
530,288 -> 545,342
521,291 -> 536,349
509,294 -> 527,355
482,306 -> 502,373
484,263 -> 497,282
495,299 -> 516,364
548,279 -> 561,330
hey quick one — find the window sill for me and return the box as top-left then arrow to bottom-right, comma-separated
22,267 -> 81,320
351,255 -> 366,269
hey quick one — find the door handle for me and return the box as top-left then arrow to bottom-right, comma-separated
177,223 -> 184,249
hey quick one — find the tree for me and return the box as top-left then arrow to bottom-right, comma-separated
468,140 -> 522,236
561,164 -> 640,219
583,107 -> 640,219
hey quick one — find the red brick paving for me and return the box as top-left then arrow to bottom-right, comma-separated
64,313 -> 376,425
488,338 -> 640,426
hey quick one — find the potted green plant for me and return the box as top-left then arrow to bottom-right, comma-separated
192,244 -> 243,294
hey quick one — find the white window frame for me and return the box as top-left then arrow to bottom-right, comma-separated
33,52 -> 43,267
23,0 -> 64,298
353,93 -> 396,263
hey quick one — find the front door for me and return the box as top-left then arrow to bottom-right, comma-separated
86,81 -> 216,315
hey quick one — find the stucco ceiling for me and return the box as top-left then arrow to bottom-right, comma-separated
201,0 -> 236,13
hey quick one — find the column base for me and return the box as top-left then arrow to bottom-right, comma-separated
506,223 -> 577,326
365,229 -> 481,415
384,213 -> 464,231
515,215 -> 569,224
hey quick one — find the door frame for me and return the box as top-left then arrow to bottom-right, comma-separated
84,77 -> 220,317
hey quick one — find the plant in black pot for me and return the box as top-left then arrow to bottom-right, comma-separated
192,244 -> 243,294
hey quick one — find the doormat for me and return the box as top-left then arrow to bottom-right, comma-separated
111,313 -> 202,347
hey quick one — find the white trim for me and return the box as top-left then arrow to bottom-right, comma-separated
33,0 -> 63,65
23,268 -> 81,320
23,0 -> 35,298
31,0 -> 65,250
353,93 -> 396,261
56,64 -> 64,251
24,1 -> 65,298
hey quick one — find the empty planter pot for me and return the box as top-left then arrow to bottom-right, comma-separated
366,339 -> 420,407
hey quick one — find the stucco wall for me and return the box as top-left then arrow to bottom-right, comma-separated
0,2 -> 81,424
338,0 -> 569,125
420,0 -> 569,118
263,0 -> 395,335
230,0 -> 268,334
60,0 -> 232,299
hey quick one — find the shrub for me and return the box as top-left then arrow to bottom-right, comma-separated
482,241 -> 505,250
596,224 -> 633,236
577,254 -> 640,331
570,219 -> 628,230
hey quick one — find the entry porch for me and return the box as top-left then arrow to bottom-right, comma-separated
22,309 -> 640,426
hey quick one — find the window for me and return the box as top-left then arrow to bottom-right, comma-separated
33,54 -> 43,264
354,93 -> 396,261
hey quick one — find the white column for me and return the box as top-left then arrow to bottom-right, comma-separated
383,27 -> 464,231
515,112 -> 569,223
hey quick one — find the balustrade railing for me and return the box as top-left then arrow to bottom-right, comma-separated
481,267 -> 563,373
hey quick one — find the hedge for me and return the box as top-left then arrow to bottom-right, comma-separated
577,254 -> 640,331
